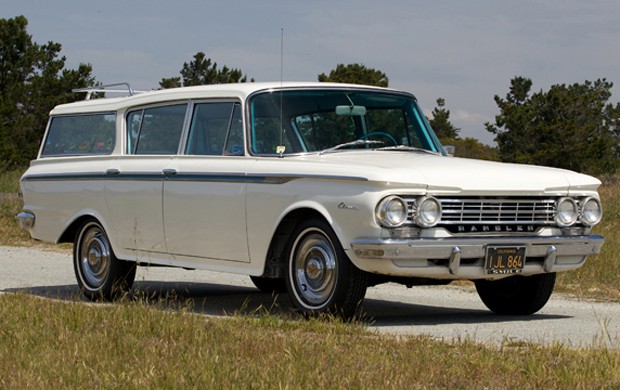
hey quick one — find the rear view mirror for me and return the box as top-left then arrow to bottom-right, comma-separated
335,105 -> 367,116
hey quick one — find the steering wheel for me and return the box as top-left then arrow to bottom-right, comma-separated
359,131 -> 398,146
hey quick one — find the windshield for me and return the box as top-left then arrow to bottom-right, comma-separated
249,89 -> 444,155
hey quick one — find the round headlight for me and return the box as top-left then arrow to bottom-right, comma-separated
376,196 -> 408,228
580,197 -> 603,226
414,196 -> 442,228
555,197 -> 578,227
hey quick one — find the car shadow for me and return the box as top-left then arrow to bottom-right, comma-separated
2,281 -> 571,325
361,297 -> 569,327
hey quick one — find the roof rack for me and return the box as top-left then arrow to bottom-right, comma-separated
72,82 -> 146,100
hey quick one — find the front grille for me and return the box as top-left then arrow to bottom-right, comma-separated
438,198 -> 556,225
405,197 -> 557,226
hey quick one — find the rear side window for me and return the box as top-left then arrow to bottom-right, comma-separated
186,102 -> 244,156
127,104 -> 187,155
40,113 -> 116,157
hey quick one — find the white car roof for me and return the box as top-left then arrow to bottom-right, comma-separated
50,82 -> 406,115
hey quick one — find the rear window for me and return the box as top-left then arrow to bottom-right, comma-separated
40,113 -> 116,157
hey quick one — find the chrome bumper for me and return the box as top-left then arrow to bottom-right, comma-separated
16,211 -> 35,229
350,234 -> 604,277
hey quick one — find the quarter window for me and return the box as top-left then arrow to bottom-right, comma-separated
41,113 -> 116,157
127,104 -> 187,155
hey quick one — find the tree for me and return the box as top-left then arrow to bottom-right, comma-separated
442,137 -> 499,161
486,77 -> 620,175
159,77 -> 181,89
159,52 -> 253,88
318,63 -> 389,87
425,98 -> 499,161
0,16 -> 95,168
428,98 -> 460,140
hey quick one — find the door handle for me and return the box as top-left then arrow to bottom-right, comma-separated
162,169 -> 177,176
105,168 -> 120,175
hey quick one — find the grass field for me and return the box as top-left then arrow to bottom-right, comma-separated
1,168 -> 619,387
0,293 -> 618,389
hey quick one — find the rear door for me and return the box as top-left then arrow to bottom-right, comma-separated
104,103 -> 188,255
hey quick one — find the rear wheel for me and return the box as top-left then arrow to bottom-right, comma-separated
73,219 -> 136,301
475,273 -> 556,315
285,218 -> 367,319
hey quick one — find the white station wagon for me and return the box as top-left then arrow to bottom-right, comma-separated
18,82 -> 605,318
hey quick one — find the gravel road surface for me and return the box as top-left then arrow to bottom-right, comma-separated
1,245 -> 618,348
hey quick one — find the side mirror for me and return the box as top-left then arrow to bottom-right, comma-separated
443,145 -> 455,157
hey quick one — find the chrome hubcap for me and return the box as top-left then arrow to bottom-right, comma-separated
79,225 -> 111,288
292,230 -> 337,307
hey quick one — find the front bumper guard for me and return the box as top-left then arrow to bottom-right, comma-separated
350,234 -> 604,276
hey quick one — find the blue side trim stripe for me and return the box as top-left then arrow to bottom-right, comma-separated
21,172 -> 368,184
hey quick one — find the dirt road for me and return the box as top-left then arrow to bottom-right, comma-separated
1,245 -> 618,348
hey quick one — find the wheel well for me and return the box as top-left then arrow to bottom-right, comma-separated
261,208 -> 328,278
58,215 -> 96,244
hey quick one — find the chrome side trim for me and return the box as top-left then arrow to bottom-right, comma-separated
21,171 -> 368,184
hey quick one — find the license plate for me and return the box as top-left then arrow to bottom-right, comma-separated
485,246 -> 526,274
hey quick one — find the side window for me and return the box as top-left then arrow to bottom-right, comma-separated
126,110 -> 142,154
127,104 -> 187,155
224,104 -> 244,156
186,102 -> 244,156
41,113 -> 116,157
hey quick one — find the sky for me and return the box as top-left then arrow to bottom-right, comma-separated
3,0 -> 620,145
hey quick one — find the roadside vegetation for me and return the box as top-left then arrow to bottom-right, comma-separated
0,293 -> 618,389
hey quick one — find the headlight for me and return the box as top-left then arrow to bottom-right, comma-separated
376,196 -> 408,228
555,197 -> 578,227
580,197 -> 603,226
414,196 -> 442,228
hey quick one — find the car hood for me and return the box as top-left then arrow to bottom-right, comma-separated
283,151 -> 601,195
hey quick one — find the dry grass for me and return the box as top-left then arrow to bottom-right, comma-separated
0,197 -> 33,247
0,168 -> 22,193
0,293 -> 618,389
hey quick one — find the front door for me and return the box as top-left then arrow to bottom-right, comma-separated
163,101 -> 251,262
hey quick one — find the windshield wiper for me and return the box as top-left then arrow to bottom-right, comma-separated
320,139 -> 384,154
375,145 -> 441,155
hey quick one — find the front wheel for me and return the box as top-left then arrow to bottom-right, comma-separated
285,218 -> 367,319
73,219 -> 136,301
475,273 -> 556,315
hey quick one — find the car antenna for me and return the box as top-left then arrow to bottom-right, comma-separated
277,27 -> 286,158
